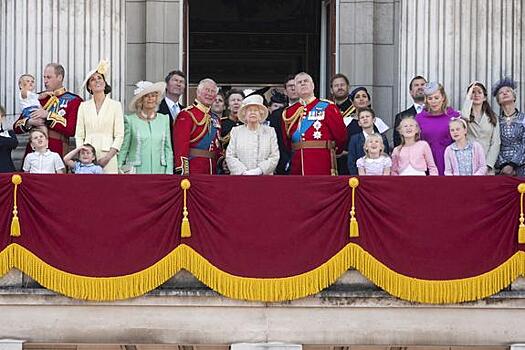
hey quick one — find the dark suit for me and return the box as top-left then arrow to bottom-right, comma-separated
347,132 -> 390,175
393,105 -> 417,148
0,129 -> 18,173
158,97 -> 185,148
268,107 -> 291,175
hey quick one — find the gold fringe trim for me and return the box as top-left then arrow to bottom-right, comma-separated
0,243 -> 523,304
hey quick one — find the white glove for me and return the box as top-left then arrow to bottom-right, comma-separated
243,167 -> 263,176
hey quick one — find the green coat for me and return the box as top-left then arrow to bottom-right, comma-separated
118,113 -> 173,174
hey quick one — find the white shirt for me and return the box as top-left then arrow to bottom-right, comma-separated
18,91 -> 40,111
414,103 -> 425,114
164,96 -> 180,119
23,150 -> 65,174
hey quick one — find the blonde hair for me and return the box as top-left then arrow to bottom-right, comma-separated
18,74 -> 35,89
363,134 -> 386,158
397,116 -> 421,148
424,83 -> 449,113
135,92 -> 162,112
449,117 -> 468,130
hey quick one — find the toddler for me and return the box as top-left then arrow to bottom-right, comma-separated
64,144 -> 103,174
356,134 -> 391,175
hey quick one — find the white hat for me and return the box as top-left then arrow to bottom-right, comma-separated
238,95 -> 269,123
81,59 -> 110,91
128,81 -> 166,112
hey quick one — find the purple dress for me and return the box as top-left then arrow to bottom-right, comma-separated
416,107 -> 460,175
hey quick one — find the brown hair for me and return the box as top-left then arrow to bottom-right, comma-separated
86,73 -> 112,95
467,82 -> 497,126
82,143 -> 98,164
330,73 -> 349,87
357,106 -> 376,119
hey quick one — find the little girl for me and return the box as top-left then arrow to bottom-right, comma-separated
356,134 -> 391,175
444,118 -> 487,175
391,116 -> 438,175
63,144 -> 103,174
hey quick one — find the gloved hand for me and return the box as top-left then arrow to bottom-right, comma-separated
243,167 -> 263,175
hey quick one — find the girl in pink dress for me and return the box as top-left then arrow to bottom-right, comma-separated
391,116 -> 438,176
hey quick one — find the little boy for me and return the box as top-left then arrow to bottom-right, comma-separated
22,129 -> 65,174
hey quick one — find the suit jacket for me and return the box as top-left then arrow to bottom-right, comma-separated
393,105 -> 417,148
347,132 -> 390,175
158,98 -> 185,150
0,129 -> 18,172
268,107 -> 291,174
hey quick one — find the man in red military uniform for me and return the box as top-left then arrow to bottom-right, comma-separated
281,72 -> 347,175
14,63 -> 82,158
173,78 -> 222,175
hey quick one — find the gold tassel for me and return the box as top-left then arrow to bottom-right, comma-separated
349,177 -> 360,238
180,179 -> 191,238
518,183 -> 525,244
10,174 -> 22,237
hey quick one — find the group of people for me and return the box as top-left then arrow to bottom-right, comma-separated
0,60 -> 523,177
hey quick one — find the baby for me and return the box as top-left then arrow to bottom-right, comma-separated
18,74 -> 46,112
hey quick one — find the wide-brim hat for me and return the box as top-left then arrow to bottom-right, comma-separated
128,81 -> 166,112
81,59 -> 110,90
492,77 -> 517,97
238,94 -> 269,123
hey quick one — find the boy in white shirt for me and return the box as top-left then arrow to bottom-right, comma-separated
22,129 -> 65,174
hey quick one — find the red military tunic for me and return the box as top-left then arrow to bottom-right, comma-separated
282,97 -> 347,175
173,100 -> 222,175
13,87 -> 82,157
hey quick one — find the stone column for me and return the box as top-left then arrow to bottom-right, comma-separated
338,0 -> 398,126
125,0 -> 182,112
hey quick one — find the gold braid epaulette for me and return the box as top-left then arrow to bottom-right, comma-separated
283,106 -> 304,137
186,109 -> 210,144
341,105 -> 356,119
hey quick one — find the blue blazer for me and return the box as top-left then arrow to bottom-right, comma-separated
347,132 -> 390,175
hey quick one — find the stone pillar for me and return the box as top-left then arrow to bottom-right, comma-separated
125,0 -> 182,112
232,343 -> 302,350
0,340 -> 24,350
338,0 -> 397,126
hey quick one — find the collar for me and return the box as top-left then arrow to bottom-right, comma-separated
451,141 -> 472,151
51,87 -> 67,97
300,96 -> 316,105
35,149 -> 51,156
79,162 -> 96,168
414,103 -> 424,112
164,96 -> 177,110
193,99 -> 211,114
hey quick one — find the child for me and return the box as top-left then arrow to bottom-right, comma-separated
444,118 -> 487,175
22,129 -> 65,174
63,144 -> 103,174
356,134 -> 391,175
347,107 -> 390,174
0,104 -> 18,173
391,116 -> 438,176
18,74 -> 50,115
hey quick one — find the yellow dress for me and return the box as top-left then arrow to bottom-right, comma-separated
75,96 -> 125,174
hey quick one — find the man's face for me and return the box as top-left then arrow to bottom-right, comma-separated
166,74 -> 186,97
43,66 -> 62,91
295,74 -> 315,99
330,77 -> 349,100
284,79 -> 299,101
196,82 -> 218,107
410,78 -> 427,101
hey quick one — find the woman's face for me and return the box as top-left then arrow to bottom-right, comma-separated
497,86 -> 515,106
426,91 -> 445,113
142,92 -> 159,110
353,91 -> 369,108
88,73 -> 106,94
211,95 -> 225,114
471,85 -> 486,106
244,106 -> 261,124
228,94 -> 243,114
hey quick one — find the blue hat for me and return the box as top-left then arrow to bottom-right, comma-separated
492,77 -> 517,97
423,82 -> 440,95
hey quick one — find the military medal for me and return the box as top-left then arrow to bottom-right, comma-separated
313,120 -> 322,139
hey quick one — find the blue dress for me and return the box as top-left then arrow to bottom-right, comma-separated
496,110 -> 525,176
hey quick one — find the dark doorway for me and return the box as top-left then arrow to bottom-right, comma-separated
187,0 -> 322,86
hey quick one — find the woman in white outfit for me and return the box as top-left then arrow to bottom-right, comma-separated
226,94 -> 279,175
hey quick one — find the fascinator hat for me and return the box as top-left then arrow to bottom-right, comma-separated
82,59 -> 110,92
492,77 -> 517,97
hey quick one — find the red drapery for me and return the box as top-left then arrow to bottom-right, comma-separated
0,174 -> 523,303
